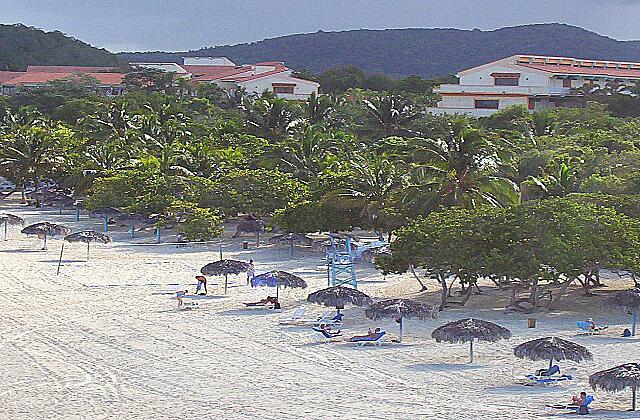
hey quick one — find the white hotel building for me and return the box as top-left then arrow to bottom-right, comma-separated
430,55 -> 640,116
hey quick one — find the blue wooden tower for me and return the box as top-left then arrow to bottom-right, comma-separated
326,235 -> 357,288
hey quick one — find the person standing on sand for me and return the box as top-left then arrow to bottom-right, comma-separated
176,290 -> 187,308
195,275 -> 207,295
247,259 -> 255,285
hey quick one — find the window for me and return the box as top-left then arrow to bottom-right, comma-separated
494,77 -> 519,86
272,83 -> 295,94
562,79 -> 572,88
474,99 -> 499,109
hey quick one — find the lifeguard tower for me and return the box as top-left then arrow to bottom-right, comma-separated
326,235 -> 357,288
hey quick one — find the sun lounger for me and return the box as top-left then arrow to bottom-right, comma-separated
312,312 -> 344,328
518,366 -> 574,386
348,331 -> 386,347
244,297 -> 278,309
312,326 -> 342,341
546,395 -> 594,415
278,306 -> 306,325
285,311 -> 332,326
576,321 -> 608,336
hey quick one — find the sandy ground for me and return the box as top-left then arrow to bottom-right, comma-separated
0,198 -> 639,419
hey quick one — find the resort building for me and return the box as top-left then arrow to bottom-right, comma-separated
430,55 -> 640,116
0,65 -> 125,96
132,57 -> 320,99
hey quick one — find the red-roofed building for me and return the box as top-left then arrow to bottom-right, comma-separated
134,57 -> 319,99
430,55 -> 640,116
0,66 -> 126,96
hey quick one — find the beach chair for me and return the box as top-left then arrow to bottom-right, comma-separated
348,331 -> 386,347
576,321 -> 608,336
287,310 -> 332,326
278,306 -> 306,325
519,366 -> 575,386
312,326 -> 342,341
546,395 -> 594,415
244,296 -> 278,309
312,312 -> 344,329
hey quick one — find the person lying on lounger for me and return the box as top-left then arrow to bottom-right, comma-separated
546,392 -> 593,414
349,328 -> 382,341
571,391 -> 587,406
245,296 -> 277,306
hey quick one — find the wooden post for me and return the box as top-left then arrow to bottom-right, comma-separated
632,310 -> 637,337
399,317 -> 404,343
129,223 -> 134,239
224,274 -> 228,294
43,234 -> 48,250
156,228 -> 161,243
3,220 -> 7,241
632,387 -> 637,411
75,206 -> 80,221
56,243 -> 65,275
469,340 -> 474,364
87,242 -> 90,261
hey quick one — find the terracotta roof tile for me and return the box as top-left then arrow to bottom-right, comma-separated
3,72 -> 125,85
26,65 -> 118,73
182,65 -> 251,82
518,63 -> 640,79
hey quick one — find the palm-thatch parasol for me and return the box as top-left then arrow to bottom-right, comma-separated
432,318 -> 512,363
269,233 -> 313,257
603,288 -> 640,336
514,336 -> 593,370
251,270 -> 307,304
64,231 -> 111,261
21,222 -> 70,250
200,259 -> 252,294
233,217 -> 266,245
590,363 -> 640,411
307,286 -> 372,313
0,213 -> 24,240
365,298 -> 437,343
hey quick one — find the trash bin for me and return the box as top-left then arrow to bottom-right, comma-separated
527,318 -> 537,328
242,241 -> 249,249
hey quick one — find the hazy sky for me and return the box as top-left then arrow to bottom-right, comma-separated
2,0 -> 639,52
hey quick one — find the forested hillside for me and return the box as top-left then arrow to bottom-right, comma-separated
121,24 -> 640,78
0,24 -> 121,71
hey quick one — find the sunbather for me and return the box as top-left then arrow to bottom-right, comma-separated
195,275 -> 207,295
349,328 -> 382,341
245,296 -> 277,306
586,318 -> 596,330
547,392 -> 593,414
571,391 -> 587,406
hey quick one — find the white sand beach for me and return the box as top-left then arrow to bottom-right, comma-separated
1,200 -> 639,419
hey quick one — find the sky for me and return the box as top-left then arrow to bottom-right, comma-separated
2,0 -> 639,52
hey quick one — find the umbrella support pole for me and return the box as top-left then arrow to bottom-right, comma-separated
224,274 -> 228,294
632,387 -> 637,411
75,206 -> 80,222
129,223 -> 134,239
43,234 -> 47,251
632,311 -> 637,337
469,340 -> 474,364
549,358 -> 554,370
103,214 -> 108,232
56,243 -> 65,275
3,220 -> 7,241
87,242 -> 90,261
399,318 -> 403,343
290,242 -> 294,259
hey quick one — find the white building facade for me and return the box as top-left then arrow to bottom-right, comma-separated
132,57 -> 319,99
430,55 -> 640,116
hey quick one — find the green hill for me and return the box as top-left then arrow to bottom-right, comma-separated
0,24 -> 121,71
120,23 -> 640,78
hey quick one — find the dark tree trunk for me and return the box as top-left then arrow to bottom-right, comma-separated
409,265 -> 428,292
438,272 -> 448,311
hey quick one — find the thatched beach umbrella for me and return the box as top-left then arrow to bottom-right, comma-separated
307,286 -> 372,312
251,270 -> 307,303
514,337 -> 593,370
269,233 -> 313,257
0,213 -> 24,240
233,217 -> 265,245
590,363 -> 640,411
200,259 -> 251,294
603,288 -> 640,336
432,318 -> 511,363
365,298 -> 437,343
64,231 -> 111,261
21,222 -> 70,250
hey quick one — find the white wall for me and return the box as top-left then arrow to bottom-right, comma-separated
183,57 -> 236,66
459,64 -> 550,87
238,74 -> 319,98
438,95 -> 527,110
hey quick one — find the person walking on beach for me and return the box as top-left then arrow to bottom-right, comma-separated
176,290 -> 187,309
195,275 -> 207,295
247,259 -> 255,285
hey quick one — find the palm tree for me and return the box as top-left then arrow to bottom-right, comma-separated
139,104 -> 191,173
280,126 -> 336,183
0,110 -> 60,205
304,92 -> 336,125
403,119 -> 519,214
246,98 -> 301,141
363,95 -> 421,137
326,151 -> 408,238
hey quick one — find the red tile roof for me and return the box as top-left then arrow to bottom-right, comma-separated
0,71 -> 23,83
182,65 -> 251,82
227,63 -> 288,83
518,63 -> 640,79
26,65 -> 118,73
3,72 -> 125,86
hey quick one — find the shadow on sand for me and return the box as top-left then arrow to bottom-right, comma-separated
406,363 -> 484,372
